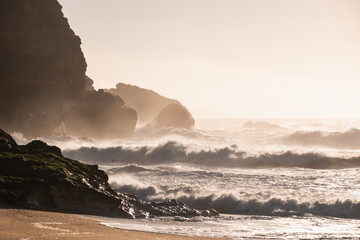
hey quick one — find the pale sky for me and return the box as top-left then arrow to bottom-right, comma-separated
58,0 -> 360,118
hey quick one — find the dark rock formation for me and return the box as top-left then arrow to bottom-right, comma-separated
156,103 -> 195,129
0,0 -> 87,91
63,90 -> 137,139
0,0 -> 85,137
0,129 -> 218,218
84,75 -> 95,91
106,83 -> 195,127
0,0 -> 137,139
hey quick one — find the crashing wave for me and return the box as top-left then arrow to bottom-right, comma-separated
110,182 -> 360,219
64,141 -> 360,169
284,128 -> 360,149
178,195 -> 360,219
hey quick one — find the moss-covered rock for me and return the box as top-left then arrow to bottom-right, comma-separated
0,129 -> 131,217
0,129 -> 218,218
0,129 -> 18,152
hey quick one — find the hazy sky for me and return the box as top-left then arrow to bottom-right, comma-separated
58,0 -> 360,118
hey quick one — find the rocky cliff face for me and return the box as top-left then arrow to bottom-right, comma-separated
63,90 -> 137,139
106,83 -> 195,129
0,0 -> 137,139
0,0 -> 86,92
0,128 -> 218,218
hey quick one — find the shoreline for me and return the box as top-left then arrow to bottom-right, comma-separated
0,204 -> 229,240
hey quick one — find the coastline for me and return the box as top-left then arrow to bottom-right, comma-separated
0,204 -> 228,240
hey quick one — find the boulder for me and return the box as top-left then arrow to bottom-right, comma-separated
156,104 -> 195,129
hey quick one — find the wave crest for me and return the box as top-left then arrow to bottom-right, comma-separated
64,141 -> 360,169
285,128 -> 360,149
178,195 -> 360,218
110,182 -> 360,219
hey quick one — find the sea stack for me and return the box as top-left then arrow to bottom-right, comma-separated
0,0 -> 137,139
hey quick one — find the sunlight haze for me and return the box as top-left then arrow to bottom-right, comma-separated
58,0 -> 360,118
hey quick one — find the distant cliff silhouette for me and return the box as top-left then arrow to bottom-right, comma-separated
0,0 -> 137,139
0,0 -> 197,138
106,83 -> 195,129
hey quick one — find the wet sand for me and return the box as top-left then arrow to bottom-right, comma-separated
0,204 -> 229,240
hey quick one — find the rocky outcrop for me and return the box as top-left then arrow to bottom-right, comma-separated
63,90 -> 137,139
84,76 -> 95,91
156,103 -> 195,129
0,0 -> 137,139
106,83 -> 195,128
0,129 -> 218,218
0,0 -> 85,138
0,0 -> 87,92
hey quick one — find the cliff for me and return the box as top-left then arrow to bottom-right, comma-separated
0,0 -> 137,139
0,128 -> 218,218
0,0 -> 86,92
106,83 -> 195,129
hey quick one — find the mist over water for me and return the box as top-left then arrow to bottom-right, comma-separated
57,119 -> 360,238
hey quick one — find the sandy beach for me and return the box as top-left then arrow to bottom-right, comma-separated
0,204 -> 228,240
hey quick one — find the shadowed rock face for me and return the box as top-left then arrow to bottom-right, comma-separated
0,129 -> 218,218
63,90 -> 137,139
0,0 -> 137,139
156,103 -> 195,129
106,83 -> 195,128
0,0 -> 87,91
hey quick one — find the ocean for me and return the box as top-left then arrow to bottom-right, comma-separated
42,118 -> 360,239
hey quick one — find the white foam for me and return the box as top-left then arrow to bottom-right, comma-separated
95,214 -> 360,239
33,222 -> 70,232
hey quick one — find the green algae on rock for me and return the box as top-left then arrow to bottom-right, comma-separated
0,129 -> 218,218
